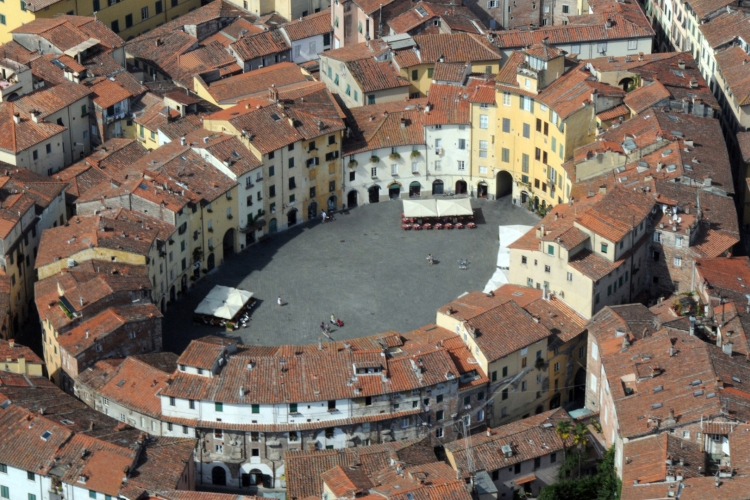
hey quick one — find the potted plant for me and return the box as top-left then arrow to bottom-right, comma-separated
348,159 -> 358,168
370,155 -> 380,163
389,152 -> 401,160
410,150 -> 421,158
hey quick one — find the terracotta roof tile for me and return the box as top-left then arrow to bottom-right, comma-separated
282,9 -> 332,41
424,84 -> 470,125
348,58 -> 410,93
432,62 -> 470,83
344,99 -> 428,155
229,29 -> 290,62
0,101 -> 65,153
393,33 -> 500,67
204,62 -> 314,104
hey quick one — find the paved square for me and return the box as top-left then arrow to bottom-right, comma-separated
161,197 -> 539,352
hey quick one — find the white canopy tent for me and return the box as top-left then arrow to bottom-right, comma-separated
403,199 -> 439,218
436,198 -> 473,216
403,198 -> 473,218
194,285 -> 254,320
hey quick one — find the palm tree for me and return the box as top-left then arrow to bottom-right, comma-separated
572,423 -> 589,478
556,420 -> 572,473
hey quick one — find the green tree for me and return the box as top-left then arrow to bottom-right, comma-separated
556,420 -> 572,465
538,445 -> 621,500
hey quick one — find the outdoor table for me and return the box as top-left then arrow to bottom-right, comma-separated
467,222 -> 477,229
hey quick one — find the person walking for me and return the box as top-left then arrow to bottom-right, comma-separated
330,314 -> 336,325
277,296 -> 283,307
320,322 -> 326,333
427,254 -> 434,265
321,210 -> 327,222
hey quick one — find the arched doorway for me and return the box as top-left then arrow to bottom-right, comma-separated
521,190 -> 529,204
533,196 -> 539,210
161,297 -> 166,312
535,405 -> 544,414
170,286 -> 176,302
388,183 -> 401,200
549,393 -> 561,410
327,195 -> 337,211
618,77 -> 634,91
408,181 -> 421,198
477,181 -> 488,198
223,228 -> 235,255
181,274 -> 187,293
432,179 -> 444,195
269,218 -> 278,233
347,190 -> 358,207
212,466 -> 227,486
207,253 -> 215,271
496,171 -> 513,198
455,180 -> 467,195
368,185 -> 381,203
308,201 -> 318,220
287,208 -> 297,227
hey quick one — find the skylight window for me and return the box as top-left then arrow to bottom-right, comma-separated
672,70 -> 684,78
41,431 -> 52,441
651,403 -> 662,409
690,379 -> 701,386
416,6 -> 428,16
693,390 -> 704,397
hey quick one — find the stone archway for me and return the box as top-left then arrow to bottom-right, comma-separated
368,185 -> 381,203
223,228 -> 236,256
269,218 -> 278,233
388,182 -> 401,200
455,180 -> 467,195
308,201 -> 318,220
347,190 -> 358,207
287,208 -> 298,227
327,195 -> 337,211
212,466 -> 227,486
477,181 -> 488,198
496,171 -> 513,198
432,179 -> 444,195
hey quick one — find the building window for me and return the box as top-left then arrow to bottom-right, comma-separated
169,397 -> 175,406
654,232 -> 661,242
411,69 -> 418,80
141,6 -> 149,19
551,452 -> 557,463
290,403 -> 298,413
502,118 -> 510,133
567,272 -> 573,281
111,19 -> 119,32
215,402 -> 223,412
521,153 -> 529,173
480,115 -> 488,129
598,42 -> 607,53
523,123 -> 530,138
436,410 -> 444,420
601,243 -> 608,254
27,471 -> 34,481
503,91 -> 511,106
544,265 -> 550,273
436,427 -> 444,438
628,39 -> 638,50
457,161 -> 466,171
675,236 -> 683,247
674,256 -> 682,267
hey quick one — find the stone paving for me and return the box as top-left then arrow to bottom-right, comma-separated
161,197 -> 539,353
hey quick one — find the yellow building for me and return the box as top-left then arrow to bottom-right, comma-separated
1,0 -> 201,43
469,45 -> 604,211
392,33 -> 501,98
435,285 -> 585,426
203,84 -> 346,231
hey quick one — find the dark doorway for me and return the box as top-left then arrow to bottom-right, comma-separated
161,297 -> 166,312
347,190 -> 358,207
535,405 -> 544,414
327,195 -> 337,211
619,77 -> 634,91
207,253 -> 215,271
409,181 -> 421,197
388,183 -> 400,199
521,191 -> 529,204
477,182 -> 488,198
368,186 -> 380,203
245,231 -> 255,246
496,171 -> 513,198
181,274 -> 187,292
170,286 -> 176,302
432,179 -> 444,195
212,466 -> 227,486
287,209 -> 297,227
223,228 -> 235,256
269,218 -> 278,233
308,201 -> 318,220
573,368 -> 587,407
455,180 -> 467,195
549,393 -> 561,410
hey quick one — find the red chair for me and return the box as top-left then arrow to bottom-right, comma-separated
435,223 -> 443,230
402,224 -> 411,230
468,222 -> 477,229
444,223 -> 453,229
413,224 -> 421,230
423,223 -> 432,230
456,223 -> 464,229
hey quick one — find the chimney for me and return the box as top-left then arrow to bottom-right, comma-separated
155,38 -> 161,47
638,52 -> 644,61
400,118 -> 407,128
239,386 -> 245,397
12,112 -> 20,124
180,136 -> 186,146
8,339 -> 13,348
678,59 -> 686,70
31,111 -> 40,123
269,84 -> 278,102
85,330 -> 90,339
689,316 -> 695,336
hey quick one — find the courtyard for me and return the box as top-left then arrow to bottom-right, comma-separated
162,197 -> 539,352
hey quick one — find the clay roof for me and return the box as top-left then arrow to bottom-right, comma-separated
715,46 -> 750,107
203,62 -> 315,104
574,185 -> 654,242
424,84 -> 470,125
0,101 -> 65,153
432,62 -> 469,83
445,409 -> 573,474
344,99 -> 428,155
347,58 -> 410,93
11,16 -> 123,51
322,39 -> 389,63
388,3 -> 440,33
282,9 -> 332,41
535,63 -> 626,119
186,131 -> 263,176
624,80 -> 671,114
14,81 -> 92,118
35,215 -> 160,269
229,29 -> 289,61
393,33 -> 500,67
89,77 -> 140,109
597,104 -> 630,121
524,42 -> 564,61
0,339 -> 43,364
700,10 -> 750,50
209,84 -> 345,154
695,257 -> 750,305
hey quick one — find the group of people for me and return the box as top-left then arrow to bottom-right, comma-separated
320,314 -> 344,334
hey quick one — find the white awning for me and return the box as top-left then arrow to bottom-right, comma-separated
403,199 -> 439,217
194,285 -> 254,320
436,198 -> 473,216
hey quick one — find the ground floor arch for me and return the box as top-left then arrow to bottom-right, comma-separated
327,194 -> 337,211
207,253 -> 215,271
212,466 -> 227,485
573,367 -> 587,406
223,228 -> 236,255
477,181 -> 488,198
269,218 -> 278,233
308,201 -> 318,220
618,76 -> 634,91
455,180 -> 467,195
368,185 -> 381,203
170,285 -> 176,302
496,171 -> 513,198
409,181 -> 421,197
241,462 -> 274,488
432,179 -> 444,195
388,182 -> 401,200
347,190 -> 358,207
287,208 -> 298,227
